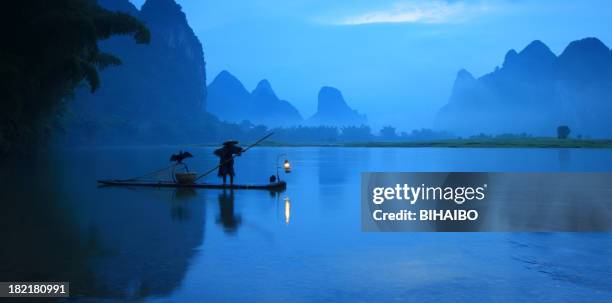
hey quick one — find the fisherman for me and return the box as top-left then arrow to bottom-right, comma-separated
214,140 -> 243,185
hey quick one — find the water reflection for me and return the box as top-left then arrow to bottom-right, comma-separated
558,149 -> 570,170
284,196 -> 291,225
171,188 -> 197,221
2,147 -> 612,302
317,148 -> 348,185
0,154 -> 206,301
434,172 -> 489,231
217,190 -> 242,233
74,185 -> 206,300
508,233 -> 612,292
0,156 -> 93,294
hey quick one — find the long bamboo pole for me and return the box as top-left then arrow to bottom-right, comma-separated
194,133 -> 275,181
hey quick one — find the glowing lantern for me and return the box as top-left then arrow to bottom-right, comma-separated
283,159 -> 291,173
276,154 -> 292,181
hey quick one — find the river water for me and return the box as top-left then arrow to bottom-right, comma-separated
1,147 -> 611,302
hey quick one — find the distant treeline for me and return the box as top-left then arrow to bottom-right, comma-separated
60,113 -> 592,146
270,125 -> 454,143
58,116 -> 456,145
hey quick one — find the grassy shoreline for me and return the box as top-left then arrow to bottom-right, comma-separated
57,138 -> 612,149
255,138 -> 612,148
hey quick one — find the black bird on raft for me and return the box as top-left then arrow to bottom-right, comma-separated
170,151 -> 193,164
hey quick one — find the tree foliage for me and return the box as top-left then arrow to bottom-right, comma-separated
380,126 -> 398,140
0,0 -> 149,155
557,125 -> 571,139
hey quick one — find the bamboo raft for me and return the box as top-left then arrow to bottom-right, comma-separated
98,133 -> 287,192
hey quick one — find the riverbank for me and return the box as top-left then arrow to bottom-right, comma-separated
258,138 -> 612,148
51,138 -> 612,150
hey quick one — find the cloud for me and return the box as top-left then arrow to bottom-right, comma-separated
330,1 -> 492,25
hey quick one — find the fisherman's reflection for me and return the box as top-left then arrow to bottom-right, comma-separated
217,189 -> 242,233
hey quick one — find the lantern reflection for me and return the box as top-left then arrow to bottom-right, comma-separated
284,196 -> 291,225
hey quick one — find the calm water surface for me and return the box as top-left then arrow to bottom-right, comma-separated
1,147 -> 611,302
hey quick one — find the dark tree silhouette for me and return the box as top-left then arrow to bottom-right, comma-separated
341,125 -> 372,141
557,125 -> 571,139
380,126 -> 398,140
0,0 -> 150,156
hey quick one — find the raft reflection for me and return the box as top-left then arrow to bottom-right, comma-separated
171,188 -> 197,221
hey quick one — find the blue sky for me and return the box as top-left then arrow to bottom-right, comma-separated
131,0 -> 612,131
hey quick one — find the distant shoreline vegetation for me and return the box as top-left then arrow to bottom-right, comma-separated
58,118 -> 612,148
257,138 -> 612,148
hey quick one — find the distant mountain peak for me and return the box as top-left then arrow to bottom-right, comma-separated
256,79 -> 271,88
503,49 -> 518,67
142,0 -> 182,11
521,40 -> 551,54
500,40 -> 556,72
437,37 -> 612,137
213,70 -> 237,83
317,86 -> 348,114
141,0 -> 186,24
209,71 -> 247,92
560,37 -> 610,59
521,40 -> 555,59
72,0 -> 208,130
215,70 -> 235,80
557,37 -> 612,82
98,0 -> 139,15
456,69 -> 475,81
252,79 -> 277,99
206,72 -> 302,127
308,86 -> 366,126
566,37 -> 608,50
